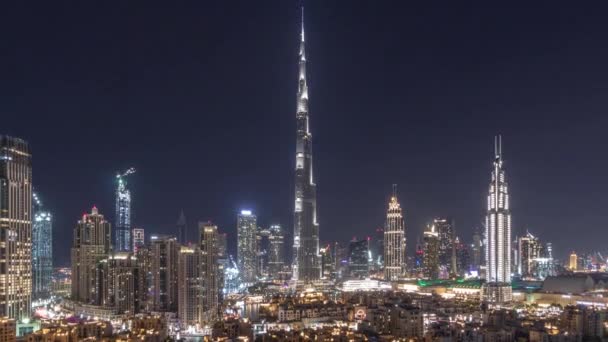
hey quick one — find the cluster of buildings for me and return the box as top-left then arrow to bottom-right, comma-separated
4,7 -> 608,342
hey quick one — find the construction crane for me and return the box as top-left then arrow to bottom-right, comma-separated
117,167 -> 136,180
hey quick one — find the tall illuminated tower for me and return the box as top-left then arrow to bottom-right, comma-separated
32,193 -> 53,300
384,185 -> 405,281
483,135 -> 512,303
237,210 -> 257,283
293,7 -> 320,282
0,136 -> 32,320
115,168 -> 135,252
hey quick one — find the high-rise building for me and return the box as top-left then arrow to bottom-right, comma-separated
132,228 -> 145,254
0,136 -> 32,320
569,252 -> 578,271
237,210 -> 257,283
384,186 -> 405,281
434,218 -> 456,276
268,224 -> 285,278
150,235 -> 179,312
423,224 -> 440,280
413,241 -> 424,278
178,246 -> 202,327
217,233 -> 227,258
199,222 -> 220,322
471,228 -> 483,272
348,239 -> 370,278
482,135 -> 513,303
176,210 -> 187,245
99,252 -> 142,314
115,168 -> 135,252
319,244 -> 334,279
292,8 -> 321,282
517,231 -> 541,278
32,193 -> 52,300
256,227 -> 271,279
71,206 -> 112,305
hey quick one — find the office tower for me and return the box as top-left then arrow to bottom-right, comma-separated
455,237 -> 470,276
132,228 -> 145,254
348,239 -> 370,278
372,227 -> 384,271
471,228 -> 483,271
268,224 -> 285,278
150,235 -> 179,312
413,241 -> 424,278
319,244 -> 334,279
434,218 -> 456,276
384,185 -> 406,281
423,224 -> 440,279
237,210 -> 257,283
569,252 -> 578,271
517,231 -> 540,278
100,252 -> 142,314
199,222 -> 220,321
134,244 -> 153,312
256,228 -> 271,279
0,136 -> 32,320
334,242 -> 348,279
176,210 -> 187,245
71,206 -> 112,305
115,168 -> 135,252
483,135 -> 513,303
217,233 -> 227,258
292,8 -> 321,282
178,246 -> 203,327
32,193 -> 52,300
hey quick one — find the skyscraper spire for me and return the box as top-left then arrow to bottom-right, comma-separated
483,135 -> 512,304
293,6 -> 320,282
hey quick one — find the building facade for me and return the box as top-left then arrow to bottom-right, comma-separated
483,135 -> 513,303
0,136 -> 32,320
199,222 -> 220,321
132,227 -> 145,254
384,187 -> 405,281
99,252 -> 142,314
434,217 -> 456,276
150,235 -> 179,312
115,168 -> 134,252
71,206 -> 112,305
348,239 -> 370,278
237,210 -> 257,283
178,246 -> 203,327
423,224 -> 440,280
268,224 -> 285,278
292,9 -> 321,282
176,210 -> 187,245
32,194 -> 52,300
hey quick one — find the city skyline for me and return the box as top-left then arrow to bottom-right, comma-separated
3,2 -> 608,267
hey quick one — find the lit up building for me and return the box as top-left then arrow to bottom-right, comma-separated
482,135 -> 512,303
0,136 -> 32,320
320,244 -> 334,279
99,252 -> 143,314
199,222 -> 220,321
423,224 -> 439,280
292,8 -> 321,282
176,210 -> 187,245
348,239 -> 370,278
178,246 -> 203,327
256,227 -> 271,278
32,193 -> 53,300
517,231 -> 541,278
132,228 -> 145,254
471,228 -> 483,272
71,206 -> 112,305
268,224 -> 285,278
115,168 -> 135,252
150,235 -> 179,312
384,186 -> 405,281
237,210 -> 257,283
413,241 -> 424,278
569,252 -> 578,271
434,217 -> 456,276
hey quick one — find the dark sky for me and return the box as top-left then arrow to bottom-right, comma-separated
2,1 -> 608,266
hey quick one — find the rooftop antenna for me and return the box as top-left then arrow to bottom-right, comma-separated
392,184 -> 397,198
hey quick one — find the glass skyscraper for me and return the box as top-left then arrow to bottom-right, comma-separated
32,193 -> 52,300
115,168 -> 135,252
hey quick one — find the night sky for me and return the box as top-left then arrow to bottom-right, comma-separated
2,2 -> 608,266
